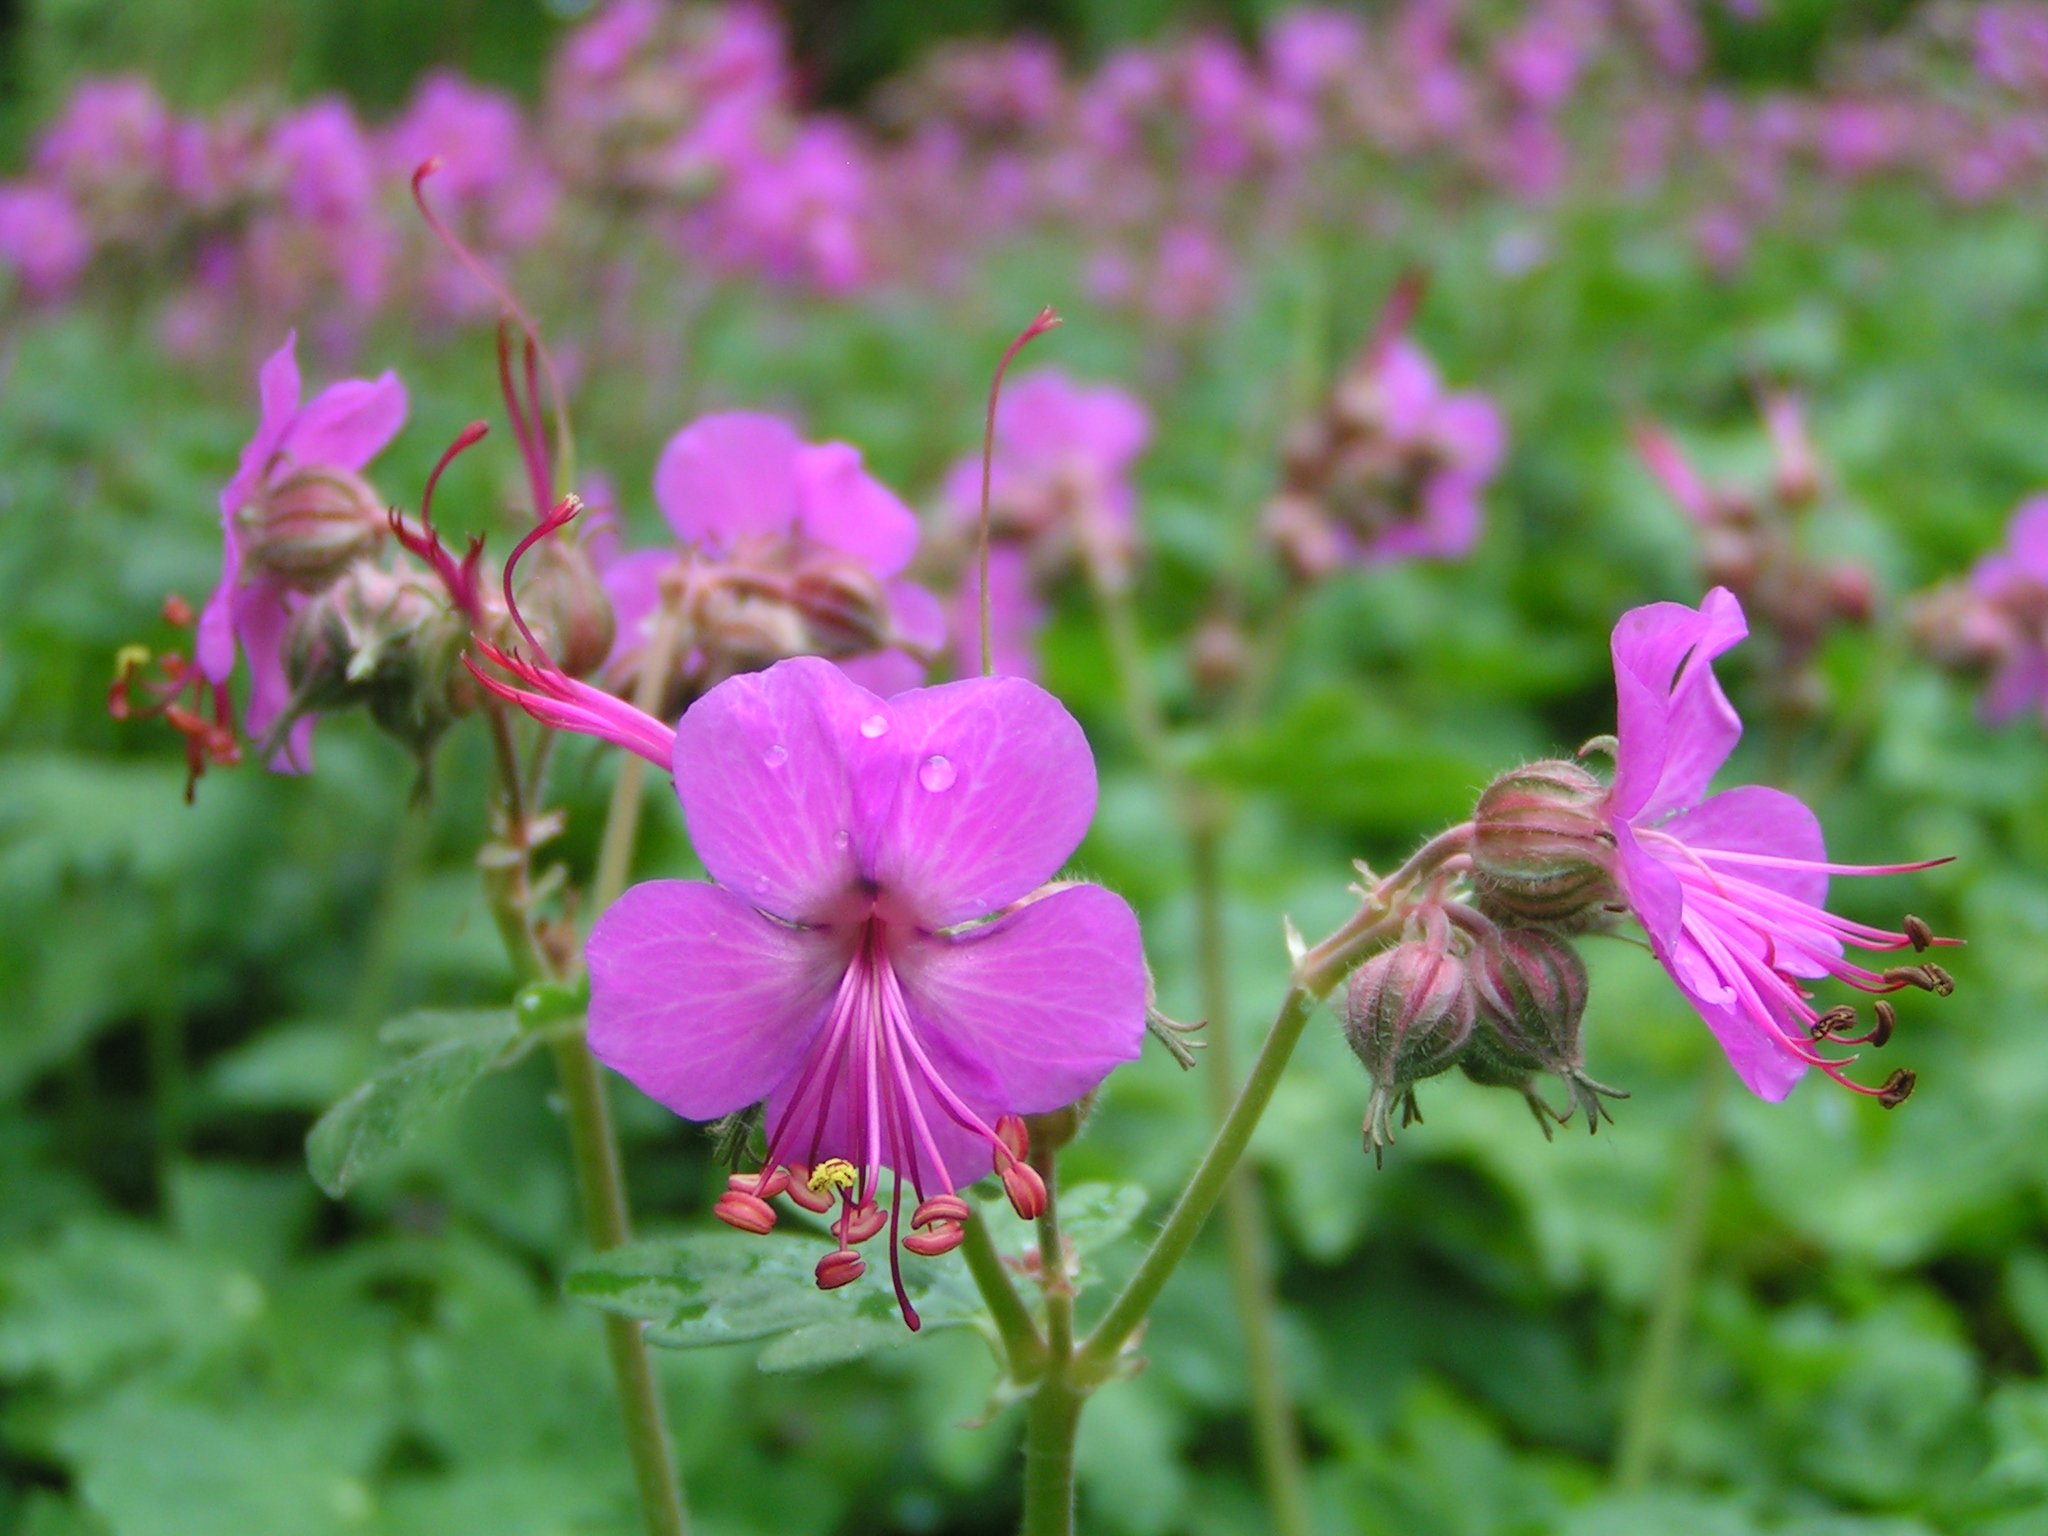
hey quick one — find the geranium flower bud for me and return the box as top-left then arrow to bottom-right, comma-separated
1468,925 -> 1626,1131
1344,928 -> 1477,1163
238,465 -> 391,589
789,557 -> 895,655
282,563 -> 459,764
1471,760 -> 1619,927
512,540 -> 615,680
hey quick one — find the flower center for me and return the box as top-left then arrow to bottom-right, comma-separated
711,918 -> 1046,1329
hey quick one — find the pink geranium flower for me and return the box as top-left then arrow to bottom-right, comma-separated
584,656 -> 1147,1326
1602,588 -> 1949,1101
198,332 -> 407,770
1964,497 -> 2048,724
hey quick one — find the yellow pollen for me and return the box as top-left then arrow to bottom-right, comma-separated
807,1158 -> 858,1196
114,644 -> 151,679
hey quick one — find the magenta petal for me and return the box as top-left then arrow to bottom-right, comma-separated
794,441 -> 918,577
894,883 -> 1146,1116
837,650 -> 927,696
285,370 -> 408,471
588,880 -> 843,1121
218,332 -> 302,518
653,412 -> 802,549
196,542 -> 241,684
599,548 -> 674,667
870,675 -> 1097,929
1432,393 -> 1505,476
1609,586 -> 1747,821
1376,341 -> 1443,442
1667,955 -> 1808,1101
2009,496 -> 2048,583
672,656 -> 882,925
763,1040 -> 994,1193
1659,784 -> 1828,908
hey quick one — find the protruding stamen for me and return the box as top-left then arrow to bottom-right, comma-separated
714,1190 -> 777,1235
1902,914 -> 1934,952
1809,1004 -> 1859,1041
995,1113 -> 1030,1165
836,1201 -> 886,1245
782,1164 -> 836,1213
1877,1068 -> 1916,1108
815,1249 -> 864,1289
733,1167 -> 789,1200
1000,1160 -> 1047,1220
1868,1000 -> 1897,1047
911,1194 -> 972,1228
903,1223 -> 965,1257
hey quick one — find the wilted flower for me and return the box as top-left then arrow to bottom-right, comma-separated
198,332 -> 407,769
584,656 -> 1147,1326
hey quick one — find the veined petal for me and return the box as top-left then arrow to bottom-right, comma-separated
1658,784 -> 1828,908
234,583 -> 306,770
653,412 -> 802,549
869,675 -> 1097,929
794,441 -> 918,577
672,656 -> 885,925
893,883 -> 1147,1116
1609,586 -> 1747,821
588,880 -> 844,1122
285,371 -> 407,472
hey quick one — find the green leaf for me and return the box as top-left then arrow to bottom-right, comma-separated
305,1009 -> 522,1198
567,1230 -> 984,1374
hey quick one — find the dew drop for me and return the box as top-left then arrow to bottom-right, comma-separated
763,743 -> 789,768
918,754 -> 957,793
753,875 -> 770,895
860,714 -> 889,739
832,828 -> 851,850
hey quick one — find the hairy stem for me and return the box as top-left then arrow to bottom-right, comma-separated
1019,1371 -> 1085,1536
1190,815 -> 1313,1536
1613,1065 -> 1725,1490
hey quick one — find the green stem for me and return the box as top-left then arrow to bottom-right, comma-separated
481,705 -> 690,1536
551,1032 -> 691,1536
1613,1066 -> 1726,1490
1190,816 -> 1313,1536
1019,1372 -> 1085,1536
593,597 -> 687,912
1033,1146 -> 1075,1362
960,1210 -> 1045,1378
1078,983 -> 1320,1378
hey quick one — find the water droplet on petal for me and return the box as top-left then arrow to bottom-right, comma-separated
753,875 -> 770,895
763,743 -> 788,768
919,754 -> 957,792
860,714 -> 889,739
833,828 -> 851,849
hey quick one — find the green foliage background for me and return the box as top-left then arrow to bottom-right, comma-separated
4,3 -> 2047,1535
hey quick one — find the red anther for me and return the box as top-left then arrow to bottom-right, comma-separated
911,1194 -> 972,1228
782,1165 -> 835,1213
161,594 -> 194,627
815,1248 -> 865,1290
731,1167 -> 789,1200
163,704 -> 208,737
713,1190 -> 778,1235
995,1114 -> 1030,1164
837,1202 -> 887,1245
903,1223 -> 965,1257
1001,1161 -> 1047,1221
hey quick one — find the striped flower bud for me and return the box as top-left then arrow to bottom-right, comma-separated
1344,930 -> 1476,1164
1470,760 -> 1618,928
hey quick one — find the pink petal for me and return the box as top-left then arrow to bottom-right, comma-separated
1431,393 -> 1505,477
672,656 -> 882,926
284,370 -> 407,472
599,548 -> 675,668
837,650 -> 927,696
1609,586 -> 1747,822
217,332 -> 302,518
869,675 -> 1097,929
653,412 -> 802,549
894,883 -> 1146,1117
1614,824 -> 1805,1101
794,441 -> 918,577
587,880 -> 845,1121
2008,496 -> 2048,583
762,1038 -> 993,1194
1658,784 -> 1828,909
1375,340 -> 1443,443
888,579 -> 947,656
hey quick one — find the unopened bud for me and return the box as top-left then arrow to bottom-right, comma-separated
514,541 -> 616,679
239,466 -> 389,589
1023,1094 -> 1094,1157
790,558 -> 894,655
1345,934 -> 1476,1162
1469,925 -> 1626,1132
1471,760 -> 1618,927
